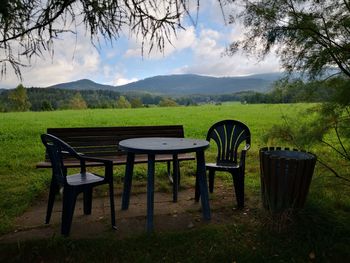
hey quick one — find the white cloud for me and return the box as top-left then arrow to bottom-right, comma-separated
124,44 -> 140,58
105,49 -> 119,59
100,65 -> 138,86
177,52 -> 281,76
1,30 -> 103,88
227,23 -> 247,43
173,26 -> 282,77
114,77 -> 138,86
200,28 -> 221,40
192,28 -> 223,59
124,26 -> 196,59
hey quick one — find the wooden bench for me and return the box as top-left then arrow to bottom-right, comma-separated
36,125 -> 195,181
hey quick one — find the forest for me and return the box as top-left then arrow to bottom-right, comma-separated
0,78 -> 338,112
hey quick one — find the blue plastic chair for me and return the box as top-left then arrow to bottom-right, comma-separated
196,120 -> 251,208
41,134 -> 116,236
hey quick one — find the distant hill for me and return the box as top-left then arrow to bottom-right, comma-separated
48,79 -> 116,90
48,73 -> 285,95
117,73 -> 283,94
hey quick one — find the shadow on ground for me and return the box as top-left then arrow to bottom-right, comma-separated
0,182 -> 258,243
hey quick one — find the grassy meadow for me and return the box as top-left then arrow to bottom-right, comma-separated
0,102 -> 349,262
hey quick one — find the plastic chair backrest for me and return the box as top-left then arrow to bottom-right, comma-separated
206,120 -> 251,165
41,134 -> 81,184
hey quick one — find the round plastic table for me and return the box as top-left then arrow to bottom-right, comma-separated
119,137 -> 211,232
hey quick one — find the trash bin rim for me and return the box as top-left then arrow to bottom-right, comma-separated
262,149 -> 316,160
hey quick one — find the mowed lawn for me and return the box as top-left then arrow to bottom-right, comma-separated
0,103 -> 349,262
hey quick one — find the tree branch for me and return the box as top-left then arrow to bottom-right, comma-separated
0,0 -> 76,44
317,158 -> 350,182
320,138 -> 350,161
334,123 -> 350,160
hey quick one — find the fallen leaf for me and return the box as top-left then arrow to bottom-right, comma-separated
309,251 -> 316,260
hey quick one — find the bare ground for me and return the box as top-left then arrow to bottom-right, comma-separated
0,182 -> 260,243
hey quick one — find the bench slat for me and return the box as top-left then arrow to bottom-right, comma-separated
53,131 -> 184,139
73,146 -> 119,153
47,126 -> 184,137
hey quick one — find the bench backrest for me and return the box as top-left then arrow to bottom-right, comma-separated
45,125 -> 185,160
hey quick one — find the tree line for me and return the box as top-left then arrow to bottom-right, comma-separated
242,78 -> 338,104
0,85 -> 193,112
0,78 -> 340,112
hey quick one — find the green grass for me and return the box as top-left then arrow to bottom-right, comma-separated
0,103 -> 305,230
0,102 -> 349,262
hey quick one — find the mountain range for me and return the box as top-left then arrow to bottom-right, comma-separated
48,73 -> 286,95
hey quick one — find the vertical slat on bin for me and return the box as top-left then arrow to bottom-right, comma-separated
259,148 -> 266,208
285,159 -> 294,209
274,157 -> 286,210
289,158 -> 300,209
298,157 -> 315,207
278,157 -> 287,210
270,156 -> 278,211
261,149 -> 269,209
294,158 -> 306,208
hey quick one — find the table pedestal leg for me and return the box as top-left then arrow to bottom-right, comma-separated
196,151 -> 211,220
172,154 -> 179,202
122,152 -> 135,210
147,154 -> 155,232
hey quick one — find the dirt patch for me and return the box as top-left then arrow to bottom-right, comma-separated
0,183 -> 260,243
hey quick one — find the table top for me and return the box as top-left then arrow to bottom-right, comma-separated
119,137 -> 209,154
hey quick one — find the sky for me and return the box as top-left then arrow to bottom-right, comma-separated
0,1 -> 282,89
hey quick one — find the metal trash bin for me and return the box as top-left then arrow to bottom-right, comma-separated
259,147 -> 317,213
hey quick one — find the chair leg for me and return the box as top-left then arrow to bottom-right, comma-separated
83,188 -> 93,215
167,160 -> 173,183
61,187 -> 77,236
45,177 -> 59,224
108,181 -> 116,229
122,153 -> 135,210
208,169 -> 215,193
146,154 -> 156,232
232,170 -> 244,209
176,160 -> 181,187
195,173 -> 200,202
172,154 -> 179,202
